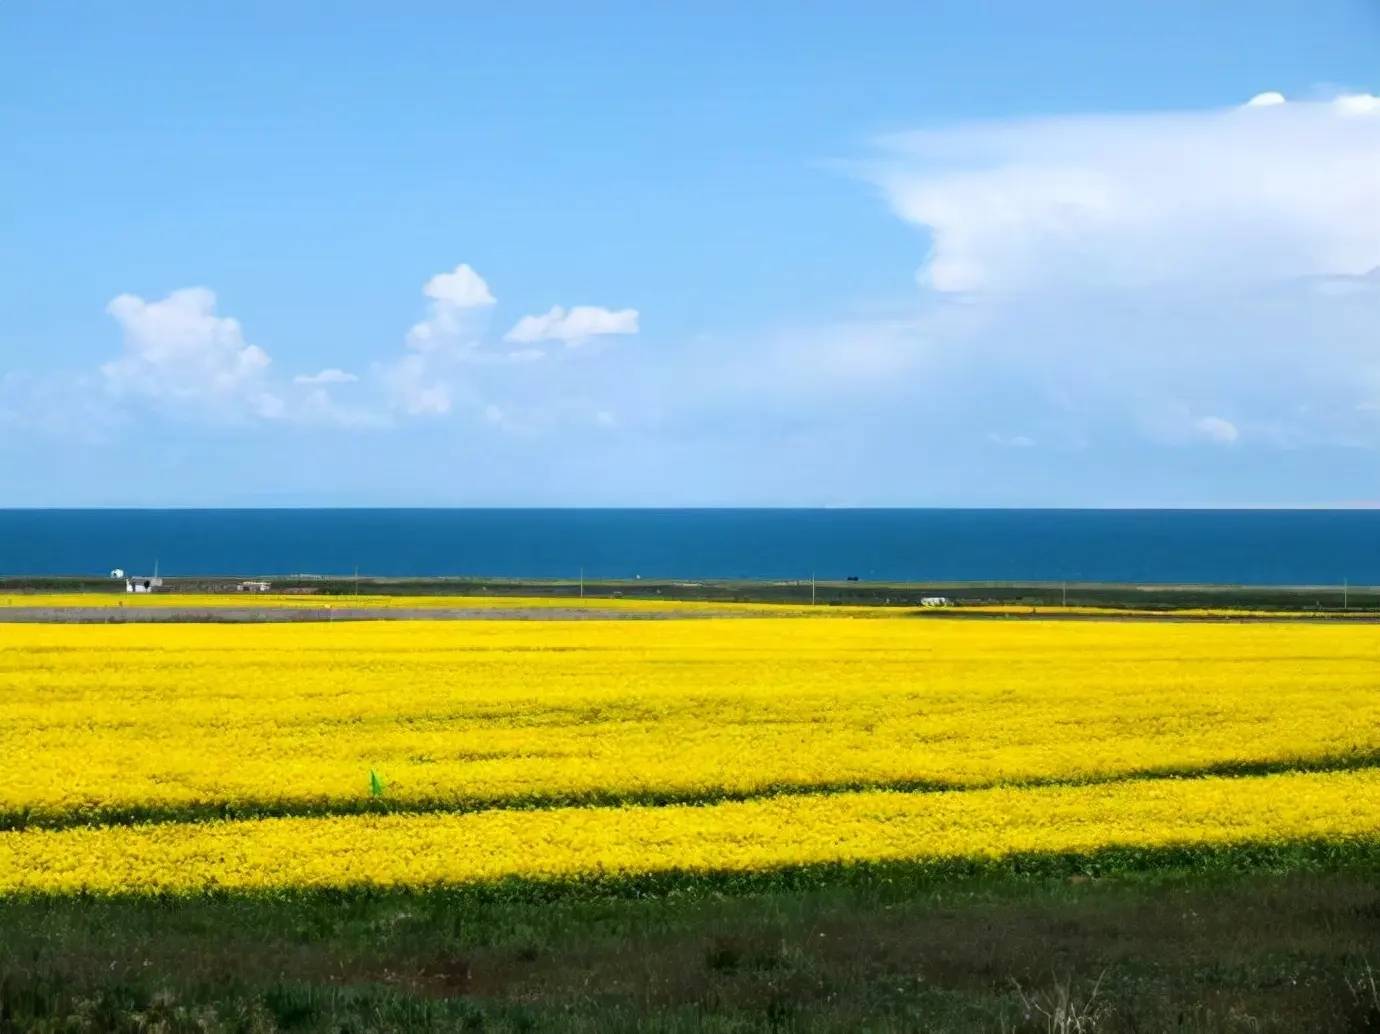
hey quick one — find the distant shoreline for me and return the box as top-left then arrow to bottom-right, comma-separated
0,574 -> 1375,619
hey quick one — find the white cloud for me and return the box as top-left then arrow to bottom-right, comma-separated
679,90 -> 1380,473
293,368 -> 358,385
102,288 -> 282,419
504,305 -> 639,345
1245,91 -> 1286,108
988,432 -> 1035,448
1194,416 -> 1240,444
422,263 -> 495,309
1335,94 -> 1380,116
1133,402 -> 1248,448
381,354 -> 452,416
375,264 -> 640,423
26,92 -> 1380,505
96,291 -> 390,429
294,386 -> 391,429
386,262 -> 498,415
56,260 -> 638,439
407,263 -> 496,351
872,94 -> 1380,294
64,88 -> 1380,503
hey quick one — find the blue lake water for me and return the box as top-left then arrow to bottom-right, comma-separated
0,509 -> 1377,584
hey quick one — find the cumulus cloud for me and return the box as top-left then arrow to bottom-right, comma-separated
406,263 -> 496,351
504,305 -> 639,345
423,263 -> 496,308
871,93 -> 1380,294
96,290 -> 384,428
26,253 -> 640,450
293,368 -> 358,385
384,263 -> 499,414
380,265 -> 638,420
29,91 -> 1380,504
102,288 -> 283,419
674,89 -> 1379,480
64,89 -> 1380,506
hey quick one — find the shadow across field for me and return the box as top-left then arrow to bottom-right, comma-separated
7,747 -> 1380,832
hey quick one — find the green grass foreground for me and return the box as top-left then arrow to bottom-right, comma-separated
3,849 -> 1379,1032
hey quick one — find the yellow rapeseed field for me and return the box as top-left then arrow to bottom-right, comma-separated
2,768 -> 1377,893
4,617 -> 1380,820
3,615 -> 1378,894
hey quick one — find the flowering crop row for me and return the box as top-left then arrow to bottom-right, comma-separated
3,618 -> 1378,826
2,768 -> 1377,894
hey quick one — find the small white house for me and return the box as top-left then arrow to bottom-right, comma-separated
920,596 -> 952,608
125,575 -> 163,594
237,580 -> 272,593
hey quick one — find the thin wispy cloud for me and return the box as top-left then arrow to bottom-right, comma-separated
293,368 -> 358,386
504,305 -> 639,346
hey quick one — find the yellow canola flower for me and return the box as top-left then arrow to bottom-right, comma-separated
960,604 -> 1374,619
2,769 -> 1377,894
4,618 -> 1380,822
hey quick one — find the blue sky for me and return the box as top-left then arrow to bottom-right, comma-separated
3,1 -> 1379,506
